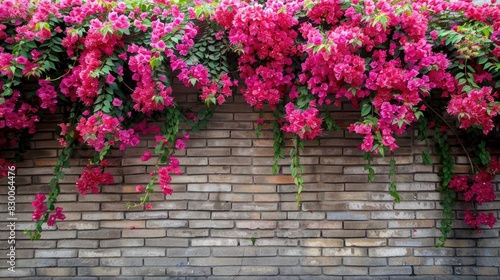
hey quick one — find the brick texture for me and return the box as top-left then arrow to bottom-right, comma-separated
0,85 -> 499,279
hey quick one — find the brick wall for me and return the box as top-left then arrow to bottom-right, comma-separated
1,81 -> 499,279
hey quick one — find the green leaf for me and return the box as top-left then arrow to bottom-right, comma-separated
361,103 -> 372,117
389,181 -> 400,203
422,150 -> 432,165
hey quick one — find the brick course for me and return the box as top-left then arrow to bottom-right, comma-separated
0,89 -> 499,279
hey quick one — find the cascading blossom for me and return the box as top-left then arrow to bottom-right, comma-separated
281,103 -> 323,140
447,87 -> 500,134
75,112 -> 139,151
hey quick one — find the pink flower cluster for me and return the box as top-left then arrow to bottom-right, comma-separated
158,156 -> 181,195
47,207 -> 66,226
281,103 -> 322,139
76,164 -> 114,195
31,194 -> 47,221
0,88 -> 39,134
447,87 -> 500,135
449,157 -> 499,231
36,80 -> 58,113
128,45 -> 175,113
75,112 -> 139,151
464,210 -> 496,232
213,0 -> 299,109
449,172 -> 496,205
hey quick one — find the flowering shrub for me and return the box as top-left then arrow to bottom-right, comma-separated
0,0 -> 499,245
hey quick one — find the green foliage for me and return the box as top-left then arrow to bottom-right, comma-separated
290,136 -> 305,205
389,158 -> 400,203
433,128 -> 456,247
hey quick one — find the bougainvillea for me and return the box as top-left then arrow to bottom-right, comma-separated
0,0 -> 499,245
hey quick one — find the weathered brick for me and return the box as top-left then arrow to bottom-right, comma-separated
371,211 -> 415,220
368,248 -> 412,257
212,212 -> 260,220
236,221 -> 276,229
167,229 -> 209,237
100,238 -> 144,247
57,240 -> 99,248
78,229 -> 121,239
262,212 -> 288,220
241,257 -> 299,266
122,248 -> 165,257
323,248 -> 367,257
16,259 -> 57,267
143,257 -> 188,266
187,184 -> 232,192
145,238 -> 189,247
191,238 -> 238,246
344,221 -> 387,230
477,257 -> 500,266
166,267 -> 211,277
327,212 -> 370,221
0,268 -> 34,277
124,211 -> 169,220
188,201 -> 232,211
100,258 -> 143,266
57,258 -> 98,267
36,268 -> 76,277
276,230 -> 321,238
56,222 -> 100,230
321,230 -> 366,238
78,267 -> 120,276
343,257 -> 387,266
454,267 -> 499,276
388,257 -> 434,266
100,220 -> 146,229
167,248 -> 211,257
210,193 -> 253,202
121,229 -> 166,238
168,211 -> 210,219
254,239 -> 298,246
345,239 -> 387,247
369,266 -> 412,275
222,248 -> 277,257
122,267 -> 165,276
435,257 -> 476,266
387,238 -> 434,247
413,266 -> 453,275
213,266 -> 279,276
287,212 -> 325,220
278,248 -> 321,256
190,220 -> 234,228
232,203 -> 278,211
414,248 -> 455,257
367,229 -> 411,238
280,267 -> 322,275
300,257 -> 342,266
36,249 -> 78,258
324,267 -> 368,276
301,239 -> 343,247
348,202 -> 393,210
79,249 -> 121,258
233,184 -> 277,193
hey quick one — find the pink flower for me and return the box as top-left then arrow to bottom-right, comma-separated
141,151 -> 152,162
106,74 -> 116,85
175,139 -> 186,150
145,204 -> 153,210
112,98 -> 122,107
136,185 -> 144,192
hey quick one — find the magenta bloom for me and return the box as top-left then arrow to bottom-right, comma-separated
141,151 -> 152,162
112,98 -> 122,107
